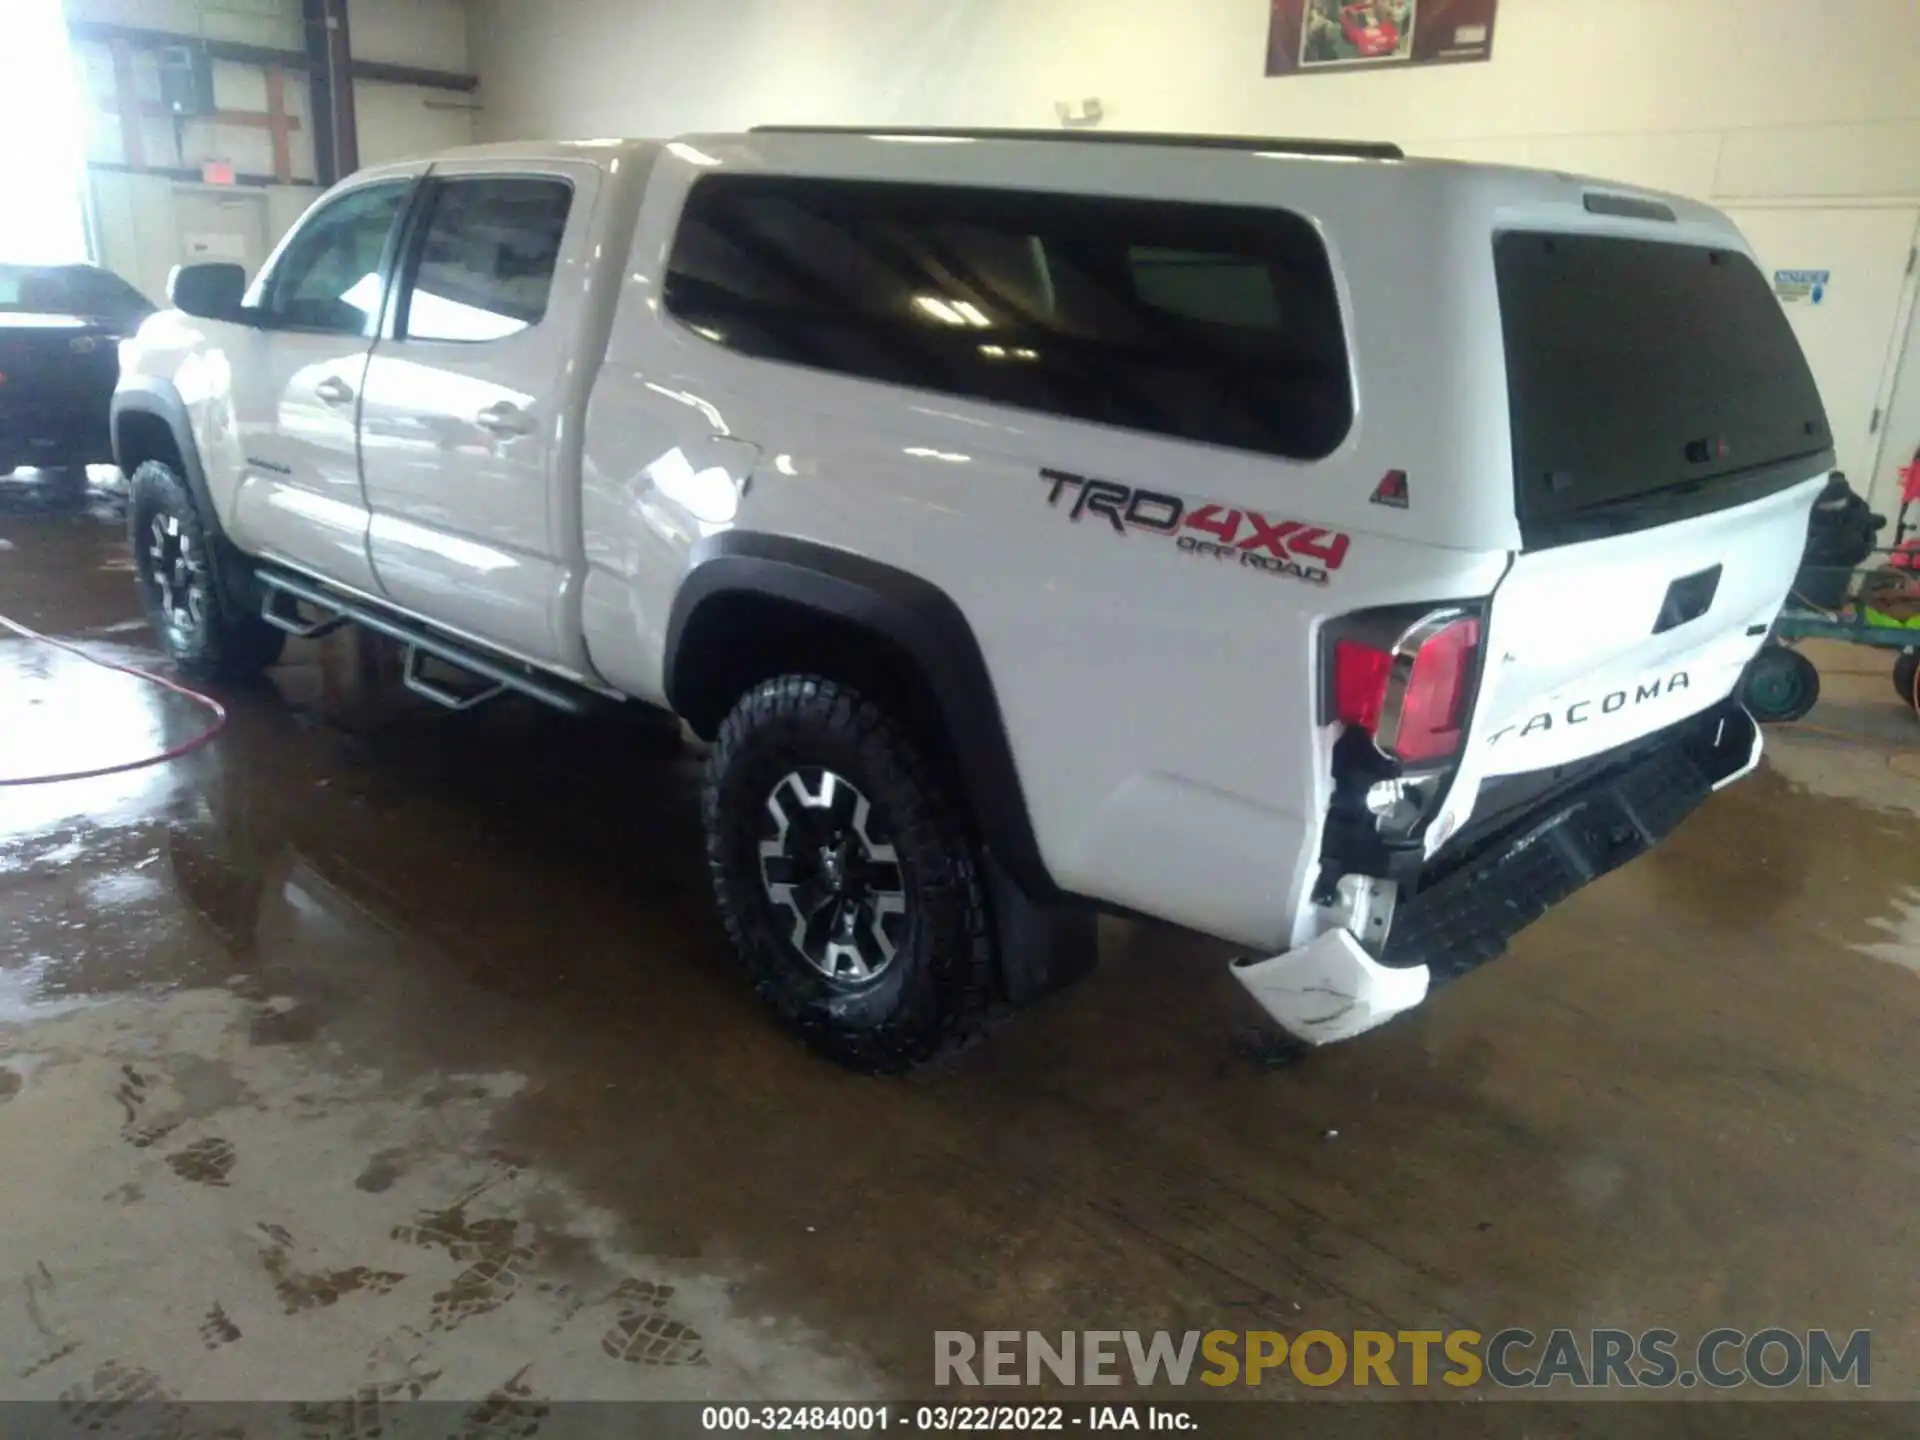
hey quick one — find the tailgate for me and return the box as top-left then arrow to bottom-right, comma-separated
1429,475 -> 1821,847
1416,220 -> 1836,853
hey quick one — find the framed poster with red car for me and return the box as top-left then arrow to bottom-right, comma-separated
1266,0 -> 1498,77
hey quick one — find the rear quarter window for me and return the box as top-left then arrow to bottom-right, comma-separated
663,175 -> 1353,461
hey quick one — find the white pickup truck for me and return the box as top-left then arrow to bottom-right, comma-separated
115,129 -> 1830,1070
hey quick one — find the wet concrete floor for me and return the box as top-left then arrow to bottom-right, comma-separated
3,474 -> 1920,1417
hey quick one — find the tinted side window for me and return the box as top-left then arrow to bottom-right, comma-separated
664,177 -> 1352,461
1128,247 -> 1283,330
399,177 -> 572,343
1496,232 -> 1832,546
260,181 -> 409,334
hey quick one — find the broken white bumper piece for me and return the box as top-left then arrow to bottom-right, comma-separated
1230,928 -> 1429,1045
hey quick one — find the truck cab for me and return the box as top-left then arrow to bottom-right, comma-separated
116,140 -> 657,685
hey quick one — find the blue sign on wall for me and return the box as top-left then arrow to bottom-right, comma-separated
1774,269 -> 1830,305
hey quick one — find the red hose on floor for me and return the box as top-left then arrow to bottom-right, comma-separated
0,612 -> 227,787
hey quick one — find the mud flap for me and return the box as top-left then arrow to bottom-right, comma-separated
982,849 -> 1098,1007
1229,930 -> 1429,1045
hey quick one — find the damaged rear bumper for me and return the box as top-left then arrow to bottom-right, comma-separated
1233,700 -> 1760,1043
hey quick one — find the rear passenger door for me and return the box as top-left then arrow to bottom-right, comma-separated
358,163 -> 594,666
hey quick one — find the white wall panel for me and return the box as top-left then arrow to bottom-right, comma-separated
347,0 -> 472,69
469,0 -> 1920,206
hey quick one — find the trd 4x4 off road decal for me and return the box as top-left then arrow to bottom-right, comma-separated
1041,468 -> 1350,586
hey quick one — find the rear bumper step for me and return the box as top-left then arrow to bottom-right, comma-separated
1385,701 -> 1758,983
1233,701 -> 1758,1044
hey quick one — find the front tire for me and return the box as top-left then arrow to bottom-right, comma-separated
702,675 -> 992,1071
128,459 -> 285,681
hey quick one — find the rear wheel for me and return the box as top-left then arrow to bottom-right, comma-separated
128,459 -> 285,681
702,674 -> 992,1071
1740,644 -> 1819,724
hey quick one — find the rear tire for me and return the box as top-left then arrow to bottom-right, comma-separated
128,459 -> 285,681
1740,644 -> 1819,724
702,675 -> 992,1072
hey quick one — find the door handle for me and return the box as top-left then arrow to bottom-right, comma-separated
314,376 -> 354,406
475,401 -> 534,437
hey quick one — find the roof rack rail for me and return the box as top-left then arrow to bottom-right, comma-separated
748,125 -> 1404,161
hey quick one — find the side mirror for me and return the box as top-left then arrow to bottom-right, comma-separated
167,262 -> 247,321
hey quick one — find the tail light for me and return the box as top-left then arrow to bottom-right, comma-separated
1332,639 -> 1392,732
1331,609 -> 1482,762
1317,606 -> 1484,897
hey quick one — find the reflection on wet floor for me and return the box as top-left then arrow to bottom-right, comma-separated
4,470 -> 1920,1406
0,641 -> 209,792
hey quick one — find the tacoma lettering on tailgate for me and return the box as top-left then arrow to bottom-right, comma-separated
1487,672 -> 1692,745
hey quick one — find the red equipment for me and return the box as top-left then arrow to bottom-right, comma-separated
1894,447 -> 1920,564
1340,4 -> 1401,56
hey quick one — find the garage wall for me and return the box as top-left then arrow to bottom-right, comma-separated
1877,297 -> 1920,528
467,0 -> 1920,203
72,0 -> 299,49
467,0 -> 1920,515
73,0 -> 478,303
348,0 -> 482,165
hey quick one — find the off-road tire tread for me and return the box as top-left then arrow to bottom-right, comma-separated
703,675 -> 993,1072
127,459 -> 284,680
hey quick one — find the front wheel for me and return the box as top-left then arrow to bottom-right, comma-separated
128,459 -> 285,681
702,675 -> 993,1071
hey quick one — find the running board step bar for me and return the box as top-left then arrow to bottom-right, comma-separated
258,570 -> 591,716
400,647 -> 507,712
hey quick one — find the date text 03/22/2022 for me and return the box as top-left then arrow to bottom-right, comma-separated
701,1405 -> 1190,1431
